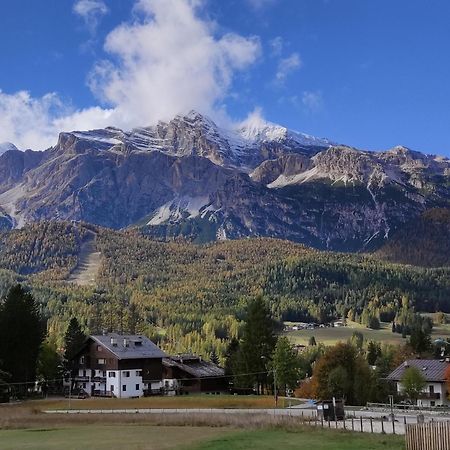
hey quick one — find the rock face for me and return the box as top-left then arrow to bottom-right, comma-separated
0,111 -> 449,251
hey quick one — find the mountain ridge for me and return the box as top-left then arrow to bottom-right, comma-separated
0,111 -> 448,252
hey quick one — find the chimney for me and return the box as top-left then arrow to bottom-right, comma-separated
445,357 -> 450,363
404,361 -> 409,368
123,338 -> 129,348
110,337 -> 117,347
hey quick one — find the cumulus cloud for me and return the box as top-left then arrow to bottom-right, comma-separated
302,90 -> 324,113
73,0 -> 109,34
0,0 -> 261,150
89,0 -> 261,127
0,90 -> 113,150
275,52 -> 302,84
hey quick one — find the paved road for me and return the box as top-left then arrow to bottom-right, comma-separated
45,407 -> 448,435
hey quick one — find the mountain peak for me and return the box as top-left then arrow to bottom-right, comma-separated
0,142 -> 19,154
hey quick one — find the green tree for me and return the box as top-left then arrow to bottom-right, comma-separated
0,285 -> 44,389
327,366 -> 350,399
210,349 -> 220,365
37,341 -> 62,382
367,341 -> 382,366
350,331 -> 364,351
308,336 -> 317,346
63,318 -> 86,373
409,323 -> 431,354
237,297 -> 276,393
271,337 -> 300,394
401,367 -> 426,403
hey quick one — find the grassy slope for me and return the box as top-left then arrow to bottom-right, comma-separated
0,426 -> 405,450
0,426 -> 225,450
188,428 -> 404,450
284,321 -> 450,346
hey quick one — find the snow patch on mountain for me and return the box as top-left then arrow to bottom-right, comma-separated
148,195 -> 211,225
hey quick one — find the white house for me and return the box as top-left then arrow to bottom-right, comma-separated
386,359 -> 450,407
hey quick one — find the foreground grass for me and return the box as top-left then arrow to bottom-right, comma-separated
0,425 -> 225,450
0,425 -> 405,450
188,428 -> 405,450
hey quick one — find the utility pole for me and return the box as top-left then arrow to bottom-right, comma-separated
273,369 -> 278,408
68,375 -> 72,410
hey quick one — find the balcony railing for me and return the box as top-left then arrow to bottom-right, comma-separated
418,392 -> 441,400
74,376 -> 90,382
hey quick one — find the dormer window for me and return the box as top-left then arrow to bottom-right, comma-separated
135,341 -> 142,347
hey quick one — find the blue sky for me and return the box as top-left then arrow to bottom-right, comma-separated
0,0 -> 449,156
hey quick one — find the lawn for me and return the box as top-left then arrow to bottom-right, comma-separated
284,320 -> 450,346
0,425 -> 405,450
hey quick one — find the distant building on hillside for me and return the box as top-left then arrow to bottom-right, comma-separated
71,333 -> 166,398
386,359 -> 450,407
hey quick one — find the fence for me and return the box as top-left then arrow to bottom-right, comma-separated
406,422 -> 450,450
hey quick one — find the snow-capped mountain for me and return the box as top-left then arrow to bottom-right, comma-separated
0,111 -> 448,251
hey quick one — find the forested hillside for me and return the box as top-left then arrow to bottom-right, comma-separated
0,222 -> 449,359
376,208 -> 450,267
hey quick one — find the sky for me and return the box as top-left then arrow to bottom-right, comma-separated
0,0 -> 449,156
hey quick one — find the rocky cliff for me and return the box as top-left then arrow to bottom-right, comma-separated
0,111 -> 448,251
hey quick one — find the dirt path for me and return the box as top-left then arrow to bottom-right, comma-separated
67,232 -> 101,286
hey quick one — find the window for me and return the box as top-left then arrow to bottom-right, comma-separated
111,385 -> 114,392
136,370 -> 142,377
97,345 -> 102,351
124,371 -> 130,377
83,370 -> 86,377
136,384 -> 140,390
109,372 -> 116,378
80,356 -> 85,364
135,341 -> 142,347
83,383 -> 86,389
122,385 -> 127,392
97,358 -> 106,365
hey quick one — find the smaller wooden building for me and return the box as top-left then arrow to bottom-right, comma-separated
162,355 -> 227,394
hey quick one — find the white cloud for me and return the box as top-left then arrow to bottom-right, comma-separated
73,0 -> 108,33
302,90 -> 323,113
269,36 -> 283,56
88,0 -> 261,128
0,0 -> 261,150
275,52 -> 302,83
0,90 -> 113,150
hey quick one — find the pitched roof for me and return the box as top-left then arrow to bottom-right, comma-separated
91,333 -> 166,360
386,359 -> 450,383
163,355 -> 225,378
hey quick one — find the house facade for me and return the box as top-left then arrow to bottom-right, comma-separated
72,334 -> 167,398
386,359 -> 450,407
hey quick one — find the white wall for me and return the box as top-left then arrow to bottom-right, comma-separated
106,369 -> 143,398
397,381 -> 449,406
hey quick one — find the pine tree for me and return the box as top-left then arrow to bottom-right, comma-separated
271,337 -> 300,394
63,318 -> 86,373
210,349 -> 220,365
0,285 -> 44,388
237,296 -> 276,394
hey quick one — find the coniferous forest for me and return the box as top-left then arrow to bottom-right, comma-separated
0,221 -> 448,362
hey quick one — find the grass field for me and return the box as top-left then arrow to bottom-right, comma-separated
20,394 -> 284,412
284,320 -> 450,346
0,425 -> 405,450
